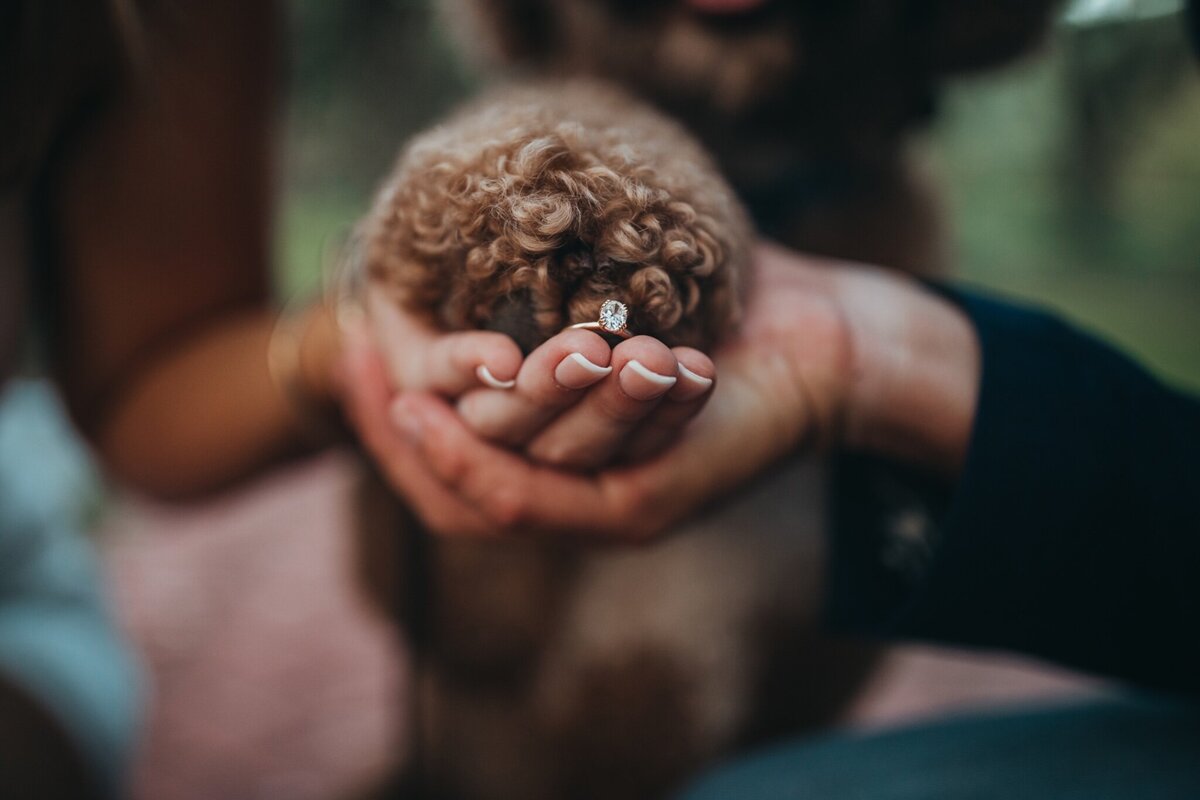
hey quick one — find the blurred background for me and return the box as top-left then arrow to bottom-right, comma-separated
8,1 -> 1199,798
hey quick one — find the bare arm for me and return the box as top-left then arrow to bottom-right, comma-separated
50,0 -> 340,498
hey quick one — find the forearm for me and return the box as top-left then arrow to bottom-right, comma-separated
93,305 -> 340,499
37,0 -> 299,499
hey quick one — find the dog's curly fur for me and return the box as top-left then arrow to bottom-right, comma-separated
362,81 -> 750,352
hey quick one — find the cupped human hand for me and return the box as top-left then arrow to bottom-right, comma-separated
336,320 -> 714,535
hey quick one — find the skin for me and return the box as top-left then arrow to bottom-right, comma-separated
348,242 -> 981,540
363,285 -> 717,471
54,0 -> 308,498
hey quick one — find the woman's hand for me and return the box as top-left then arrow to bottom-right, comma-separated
343,287 -> 702,532
363,283 -> 718,470
456,331 -> 716,470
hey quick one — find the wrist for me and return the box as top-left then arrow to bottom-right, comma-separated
837,269 -> 981,477
296,303 -> 342,403
268,300 -> 345,441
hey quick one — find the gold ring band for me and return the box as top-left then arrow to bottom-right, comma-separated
568,321 -> 633,339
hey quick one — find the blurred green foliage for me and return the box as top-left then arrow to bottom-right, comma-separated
278,1 -> 1200,389
279,0 -> 471,294
932,9 -> 1200,389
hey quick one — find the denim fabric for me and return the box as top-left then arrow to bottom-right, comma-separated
0,381 -> 140,798
680,697 -> 1200,800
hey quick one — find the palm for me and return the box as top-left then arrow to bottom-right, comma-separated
693,247 -> 852,464
573,245 -> 855,535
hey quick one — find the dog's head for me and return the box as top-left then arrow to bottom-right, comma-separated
361,82 -> 750,353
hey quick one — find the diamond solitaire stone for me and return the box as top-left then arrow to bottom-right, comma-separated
598,300 -> 629,334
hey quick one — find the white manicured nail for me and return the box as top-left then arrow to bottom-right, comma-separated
677,363 -> 714,390
476,364 -> 516,389
626,360 -> 677,386
555,352 -> 612,389
620,359 -> 677,400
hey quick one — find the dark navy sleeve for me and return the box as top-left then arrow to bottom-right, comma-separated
826,288 -> 1200,694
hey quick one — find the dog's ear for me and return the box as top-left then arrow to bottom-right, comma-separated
917,0 -> 1061,73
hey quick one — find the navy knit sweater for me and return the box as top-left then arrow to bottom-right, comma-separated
829,289 -> 1200,694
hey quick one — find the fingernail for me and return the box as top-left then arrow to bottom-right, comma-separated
619,359 -> 677,400
476,364 -> 516,390
677,363 -> 714,392
390,397 -> 424,443
555,352 -> 612,389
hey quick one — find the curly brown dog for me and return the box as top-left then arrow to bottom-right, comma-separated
363,81 -> 749,353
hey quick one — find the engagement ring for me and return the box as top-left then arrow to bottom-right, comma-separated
568,299 -> 633,339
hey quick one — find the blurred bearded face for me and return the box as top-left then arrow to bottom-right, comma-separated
445,0 -> 1059,166
452,0 -> 802,114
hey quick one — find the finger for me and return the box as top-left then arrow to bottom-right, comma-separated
621,347 -> 716,463
414,332 -> 523,395
383,397 -> 504,536
395,392 -> 653,538
340,330 -> 495,536
524,335 -> 679,470
367,285 -> 521,396
456,328 -> 613,445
